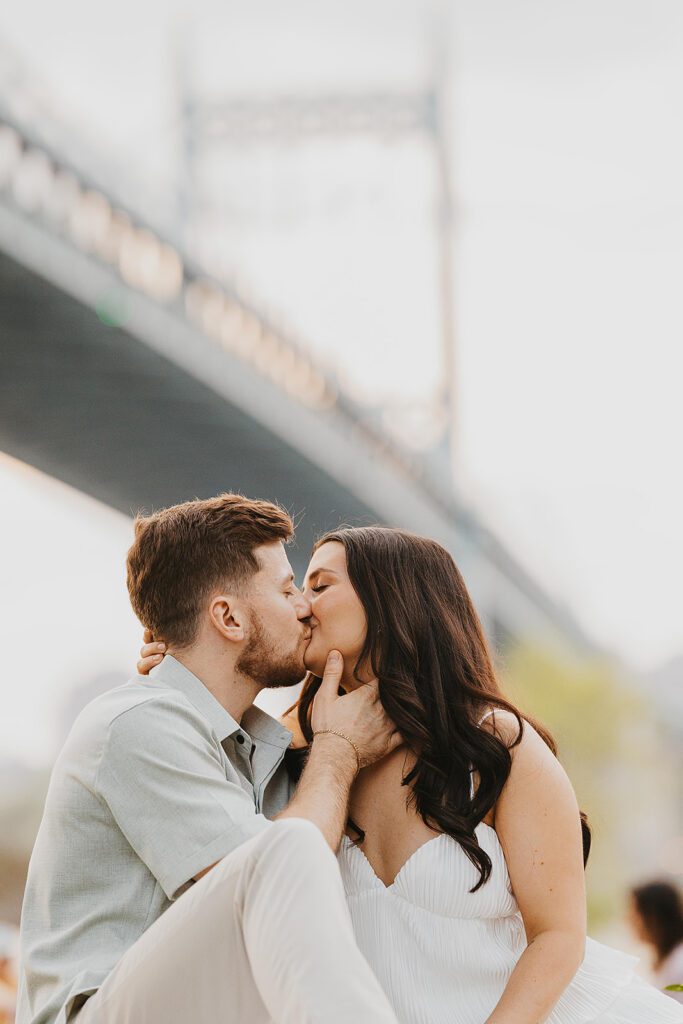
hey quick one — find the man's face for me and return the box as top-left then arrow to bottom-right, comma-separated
235,541 -> 312,689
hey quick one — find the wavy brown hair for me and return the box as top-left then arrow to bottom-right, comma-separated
285,526 -> 591,891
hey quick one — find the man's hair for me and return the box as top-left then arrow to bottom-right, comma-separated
126,493 -> 294,647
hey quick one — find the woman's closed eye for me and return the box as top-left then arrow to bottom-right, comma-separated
311,584 -> 328,593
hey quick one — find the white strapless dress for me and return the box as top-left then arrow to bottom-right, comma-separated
338,821 -> 683,1024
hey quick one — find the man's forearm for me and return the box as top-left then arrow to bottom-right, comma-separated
276,734 -> 357,851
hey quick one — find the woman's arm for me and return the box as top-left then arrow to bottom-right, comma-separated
483,712 -> 587,1024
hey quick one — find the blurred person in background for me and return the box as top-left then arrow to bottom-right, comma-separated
0,923 -> 18,1024
629,882 -> 683,1004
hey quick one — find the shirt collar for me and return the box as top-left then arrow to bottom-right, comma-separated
242,703 -> 293,748
148,654 -> 292,748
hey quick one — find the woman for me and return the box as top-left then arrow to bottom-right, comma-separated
283,527 -> 683,1024
141,526 -> 683,1023
628,882 -> 683,1004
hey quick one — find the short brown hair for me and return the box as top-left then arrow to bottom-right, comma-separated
126,493 -> 293,647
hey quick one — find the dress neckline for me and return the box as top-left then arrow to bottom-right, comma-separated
342,821 -> 500,891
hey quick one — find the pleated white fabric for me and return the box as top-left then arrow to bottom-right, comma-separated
338,821 -> 683,1024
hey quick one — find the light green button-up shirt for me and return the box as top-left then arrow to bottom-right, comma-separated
17,656 -> 294,1024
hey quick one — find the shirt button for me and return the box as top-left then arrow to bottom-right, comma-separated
236,734 -> 245,744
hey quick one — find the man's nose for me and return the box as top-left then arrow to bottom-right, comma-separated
295,592 -> 312,619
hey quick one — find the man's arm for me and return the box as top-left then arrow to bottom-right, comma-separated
194,653 -> 398,878
276,732 -> 357,851
98,699 -> 274,898
193,734 -> 353,879
276,651 -> 401,851
135,643 -> 400,868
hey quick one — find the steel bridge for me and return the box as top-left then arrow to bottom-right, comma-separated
0,97 -> 592,657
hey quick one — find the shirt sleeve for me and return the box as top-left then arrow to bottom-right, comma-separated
96,697 -> 272,899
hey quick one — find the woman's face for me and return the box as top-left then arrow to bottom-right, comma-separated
302,541 -> 370,687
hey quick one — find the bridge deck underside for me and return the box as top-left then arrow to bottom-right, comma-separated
0,249 -> 377,571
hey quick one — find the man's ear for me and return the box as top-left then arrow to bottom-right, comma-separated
208,594 -> 246,642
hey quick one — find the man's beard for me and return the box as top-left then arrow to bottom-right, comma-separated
236,612 -> 306,690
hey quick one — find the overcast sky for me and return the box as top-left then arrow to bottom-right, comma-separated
1,0 -> 682,765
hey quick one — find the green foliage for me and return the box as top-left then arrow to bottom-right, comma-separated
499,641 -> 648,930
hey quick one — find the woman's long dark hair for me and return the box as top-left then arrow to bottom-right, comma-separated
285,526 -> 591,891
632,882 -> 683,964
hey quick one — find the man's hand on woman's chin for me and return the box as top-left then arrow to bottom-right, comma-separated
135,638 -> 400,765
137,628 -> 166,676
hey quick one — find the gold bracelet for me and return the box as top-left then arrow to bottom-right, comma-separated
313,729 -> 361,772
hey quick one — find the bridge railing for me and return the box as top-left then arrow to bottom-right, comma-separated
0,109 -> 442,496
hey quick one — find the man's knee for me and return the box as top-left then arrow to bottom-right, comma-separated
252,817 -> 337,877
266,816 -> 329,853
204,818 -> 336,903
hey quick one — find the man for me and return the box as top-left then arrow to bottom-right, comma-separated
17,493 -> 400,1024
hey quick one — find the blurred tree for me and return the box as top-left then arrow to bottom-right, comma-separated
500,642 -> 672,931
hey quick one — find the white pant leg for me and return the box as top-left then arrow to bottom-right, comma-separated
77,818 -> 398,1024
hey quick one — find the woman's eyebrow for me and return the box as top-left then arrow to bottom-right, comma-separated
306,567 -> 339,583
